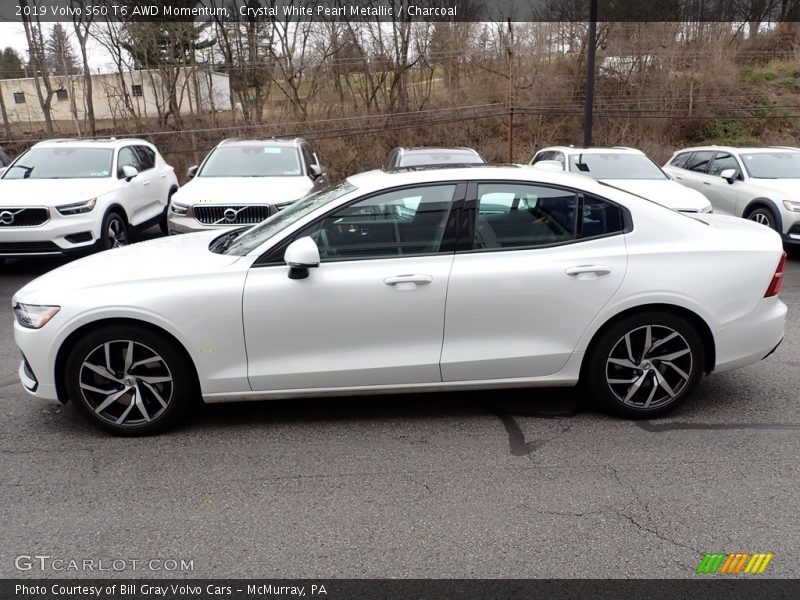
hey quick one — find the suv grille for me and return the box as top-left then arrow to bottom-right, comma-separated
0,207 -> 50,227
193,205 -> 271,225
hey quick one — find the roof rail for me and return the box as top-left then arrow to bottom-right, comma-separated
769,145 -> 800,151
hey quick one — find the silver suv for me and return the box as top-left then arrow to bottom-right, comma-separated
663,146 -> 800,245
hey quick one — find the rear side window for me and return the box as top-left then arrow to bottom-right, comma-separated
685,151 -> 715,173
474,183 -> 578,249
669,152 -> 693,169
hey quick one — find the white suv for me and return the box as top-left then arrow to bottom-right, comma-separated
530,146 -> 712,213
663,146 -> 800,246
167,137 -> 329,233
0,138 -> 178,261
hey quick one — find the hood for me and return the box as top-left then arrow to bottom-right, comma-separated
0,178 -> 122,207
602,179 -> 712,212
746,178 -> 800,198
15,231 -> 243,304
173,176 -> 314,206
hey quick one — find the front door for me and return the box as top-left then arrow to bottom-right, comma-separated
243,183 -> 460,391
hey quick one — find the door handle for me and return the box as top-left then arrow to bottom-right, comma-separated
383,274 -> 433,287
160,173 -> 167,178
142,180 -> 151,186
565,265 -> 612,278
703,181 -> 711,186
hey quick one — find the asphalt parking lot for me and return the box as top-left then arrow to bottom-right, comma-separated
1,238 -> 799,579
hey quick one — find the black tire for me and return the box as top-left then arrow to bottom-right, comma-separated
585,311 -> 704,419
746,206 -> 779,232
159,191 -> 175,235
100,210 -> 129,250
64,325 -> 195,435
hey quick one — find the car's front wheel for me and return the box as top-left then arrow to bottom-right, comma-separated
586,311 -> 704,418
746,206 -> 779,232
65,325 -> 195,435
100,210 -> 129,250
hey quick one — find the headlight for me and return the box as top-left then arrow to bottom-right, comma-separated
170,201 -> 190,215
700,204 -> 713,213
781,200 -> 800,213
13,303 -> 60,329
56,198 -> 96,215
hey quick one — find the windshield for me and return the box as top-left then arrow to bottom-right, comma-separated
2,147 -> 113,179
221,181 -> 357,255
398,150 -> 484,167
199,145 -> 303,177
740,152 -> 800,178
569,153 -> 667,180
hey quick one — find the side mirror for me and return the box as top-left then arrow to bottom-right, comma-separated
121,165 -> 139,181
719,168 -> 739,183
308,164 -> 322,180
284,236 -> 320,279
530,159 -> 564,172
187,165 -> 199,179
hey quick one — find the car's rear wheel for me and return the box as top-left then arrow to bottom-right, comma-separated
101,210 -> 129,250
746,206 -> 778,232
65,325 -> 194,435
586,311 -> 704,418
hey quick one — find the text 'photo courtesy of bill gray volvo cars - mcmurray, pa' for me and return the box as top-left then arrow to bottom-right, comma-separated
8,156 -> 788,436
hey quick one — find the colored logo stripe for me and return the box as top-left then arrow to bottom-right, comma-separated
696,552 -> 773,574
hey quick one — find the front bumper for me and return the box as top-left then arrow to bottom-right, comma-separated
167,214 -> 242,234
14,319 -> 60,401
782,221 -> 800,245
0,210 -> 99,256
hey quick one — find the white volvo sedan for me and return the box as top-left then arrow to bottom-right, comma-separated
12,166 -> 787,435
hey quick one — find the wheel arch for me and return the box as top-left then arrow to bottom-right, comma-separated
743,198 -> 782,228
103,201 -> 131,224
54,317 -> 201,404
580,303 -> 716,380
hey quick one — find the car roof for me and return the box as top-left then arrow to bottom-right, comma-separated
395,146 -> 482,154
32,137 -> 152,148
670,145 -> 800,155
217,137 -> 305,148
348,164 -> 606,195
537,146 -> 645,155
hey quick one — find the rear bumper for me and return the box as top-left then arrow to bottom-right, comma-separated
713,297 -> 787,373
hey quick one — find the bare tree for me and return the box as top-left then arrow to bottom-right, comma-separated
20,0 -> 55,135
69,0 -> 96,135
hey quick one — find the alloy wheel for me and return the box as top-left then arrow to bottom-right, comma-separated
605,324 -> 693,410
107,217 -> 128,247
750,212 -> 770,226
78,340 -> 173,426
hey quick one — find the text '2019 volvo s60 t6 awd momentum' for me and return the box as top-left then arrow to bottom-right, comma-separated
12,165 -> 787,435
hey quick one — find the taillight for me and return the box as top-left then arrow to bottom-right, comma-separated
764,251 -> 787,297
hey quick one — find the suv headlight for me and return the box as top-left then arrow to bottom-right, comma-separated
170,201 -> 190,215
781,200 -> 800,213
13,303 -> 60,329
56,198 -> 96,216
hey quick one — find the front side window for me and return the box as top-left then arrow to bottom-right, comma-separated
2,147 -> 113,179
199,145 -> 302,177
134,146 -> 156,171
740,152 -> 800,178
685,151 -> 715,174
708,153 -> 739,176
301,145 -> 316,176
304,184 -> 456,260
117,147 -> 141,178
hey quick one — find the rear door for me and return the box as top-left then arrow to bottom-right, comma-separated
441,181 -> 628,381
133,145 -> 164,219
679,150 -> 716,193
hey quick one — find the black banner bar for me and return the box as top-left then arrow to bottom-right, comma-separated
2,0 -> 800,23
2,579 -> 800,600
